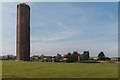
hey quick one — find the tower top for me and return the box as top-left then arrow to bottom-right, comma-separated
26,2 -> 28,5
17,3 -> 30,8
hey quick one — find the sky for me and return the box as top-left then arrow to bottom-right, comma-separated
1,2 -> 118,57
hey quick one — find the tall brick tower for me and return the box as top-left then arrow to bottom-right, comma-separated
17,3 -> 30,61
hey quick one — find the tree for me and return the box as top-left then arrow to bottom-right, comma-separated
118,57 -> 120,61
98,52 -> 105,60
82,51 -> 90,60
40,54 -> 44,60
56,53 -> 62,61
64,52 -> 73,62
105,57 -> 110,61
72,51 -> 80,62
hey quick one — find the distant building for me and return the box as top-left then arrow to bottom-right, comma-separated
90,57 -> 98,60
111,57 -> 118,61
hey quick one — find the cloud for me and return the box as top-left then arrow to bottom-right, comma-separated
55,20 -> 72,31
31,19 -> 80,43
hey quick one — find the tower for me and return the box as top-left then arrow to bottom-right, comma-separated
17,3 -> 30,61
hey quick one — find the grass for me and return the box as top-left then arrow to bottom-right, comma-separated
2,60 -> 118,78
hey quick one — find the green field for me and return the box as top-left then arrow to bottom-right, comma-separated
2,60 -> 118,78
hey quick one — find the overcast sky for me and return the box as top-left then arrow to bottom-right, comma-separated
1,2 -> 118,57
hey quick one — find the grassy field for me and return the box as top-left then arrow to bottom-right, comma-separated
2,60 -> 118,78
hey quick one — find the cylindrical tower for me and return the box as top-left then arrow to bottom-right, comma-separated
17,3 -> 30,61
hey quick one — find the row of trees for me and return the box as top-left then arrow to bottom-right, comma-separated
63,51 -> 89,62
0,55 -> 16,60
1,51 -> 116,62
31,51 -> 106,62
62,51 -> 106,62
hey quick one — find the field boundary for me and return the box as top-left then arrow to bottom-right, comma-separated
1,78 -> 119,80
